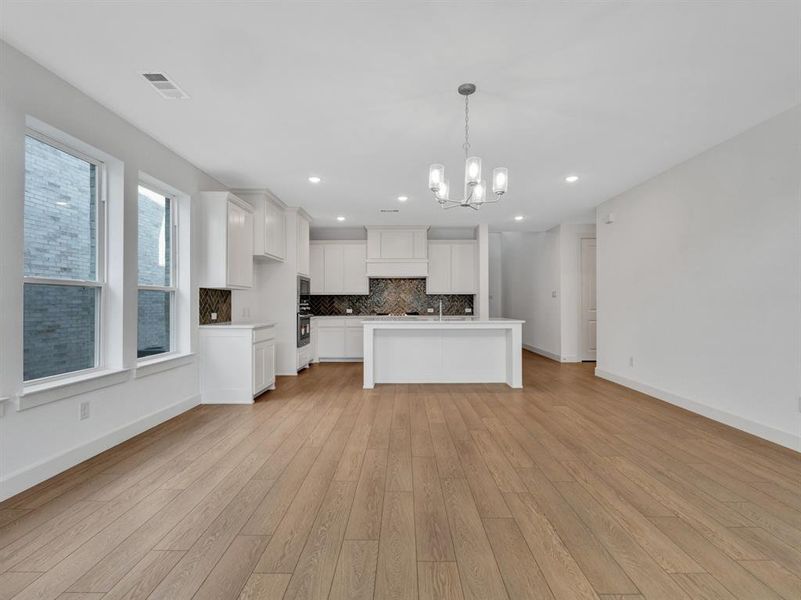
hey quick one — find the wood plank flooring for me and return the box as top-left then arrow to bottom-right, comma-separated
2,352 -> 801,599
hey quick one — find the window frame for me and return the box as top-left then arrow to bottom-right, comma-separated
22,128 -> 108,384
136,182 -> 178,361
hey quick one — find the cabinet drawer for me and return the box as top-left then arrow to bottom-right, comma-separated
253,326 -> 275,343
317,318 -> 347,328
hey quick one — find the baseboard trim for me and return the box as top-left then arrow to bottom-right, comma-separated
523,344 -> 576,363
0,394 -> 201,502
595,368 -> 800,452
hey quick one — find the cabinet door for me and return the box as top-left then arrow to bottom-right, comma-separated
342,243 -> 368,294
253,341 -> 267,394
274,206 -> 286,259
310,244 -> 325,294
426,243 -> 452,294
264,342 -> 275,388
345,326 -> 364,358
323,245 -> 345,294
297,218 -> 310,275
317,326 -> 345,358
227,201 -> 253,288
451,243 -> 477,293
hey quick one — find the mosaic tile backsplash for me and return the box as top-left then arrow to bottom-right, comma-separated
199,288 -> 232,324
309,278 -> 474,316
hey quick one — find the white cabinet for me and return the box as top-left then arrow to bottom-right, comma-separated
199,323 -> 276,404
310,241 -> 368,295
235,191 -> 286,261
365,227 -> 429,277
253,339 -> 276,394
426,241 -> 477,294
297,215 -> 310,276
315,317 -> 364,360
345,326 -> 364,359
199,192 -> 254,289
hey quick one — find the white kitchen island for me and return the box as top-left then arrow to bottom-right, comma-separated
362,318 -> 524,389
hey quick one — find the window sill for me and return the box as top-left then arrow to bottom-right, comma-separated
135,353 -> 195,379
19,368 -> 130,410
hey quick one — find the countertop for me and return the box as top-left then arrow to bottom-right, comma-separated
312,315 -> 475,320
362,317 -> 524,326
199,321 -> 277,329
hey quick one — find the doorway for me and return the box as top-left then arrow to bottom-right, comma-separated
580,237 -> 597,361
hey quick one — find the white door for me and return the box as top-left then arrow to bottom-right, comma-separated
324,245 -> 345,294
310,244 -> 324,294
342,243 -> 368,294
450,242 -> 477,293
345,325 -> 364,358
580,238 -> 597,361
426,243 -> 451,294
317,327 -> 345,358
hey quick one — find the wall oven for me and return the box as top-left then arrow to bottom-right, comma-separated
297,275 -> 311,348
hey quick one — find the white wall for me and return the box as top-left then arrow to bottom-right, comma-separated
559,223 -> 596,361
499,224 -> 595,360
488,232 -> 503,318
500,230 -> 561,357
596,105 -> 801,451
0,41 -> 226,500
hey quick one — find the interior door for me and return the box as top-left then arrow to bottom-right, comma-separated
580,237 -> 597,361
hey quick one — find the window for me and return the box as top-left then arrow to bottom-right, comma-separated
23,132 -> 105,381
137,184 -> 176,359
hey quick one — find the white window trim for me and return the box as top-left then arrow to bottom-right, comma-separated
18,368 -> 130,411
137,182 -> 178,362
135,352 -> 195,379
22,128 -> 109,387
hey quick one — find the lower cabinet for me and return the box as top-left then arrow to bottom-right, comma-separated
200,323 -> 276,404
315,317 -> 364,360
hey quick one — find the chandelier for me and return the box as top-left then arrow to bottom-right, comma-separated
428,83 -> 508,210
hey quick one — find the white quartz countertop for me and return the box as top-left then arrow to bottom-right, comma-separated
199,321 -> 277,329
362,318 -> 524,326
312,315 -> 475,321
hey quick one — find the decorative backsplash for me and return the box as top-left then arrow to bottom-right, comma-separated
199,288 -> 232,324
309,278 -> 474,316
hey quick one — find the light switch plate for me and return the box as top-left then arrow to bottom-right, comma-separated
346,308 -> 353,314
427,308 -> 434,313
211,312 -> 218,321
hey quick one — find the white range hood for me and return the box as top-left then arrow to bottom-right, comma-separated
365,226 -> 429,278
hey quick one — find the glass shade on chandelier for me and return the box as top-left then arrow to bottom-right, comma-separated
428,84 -> 508,210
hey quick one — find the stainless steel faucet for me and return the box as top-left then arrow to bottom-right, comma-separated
439,300 -> 443,321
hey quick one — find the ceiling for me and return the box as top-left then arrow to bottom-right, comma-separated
2,2 -> 799,231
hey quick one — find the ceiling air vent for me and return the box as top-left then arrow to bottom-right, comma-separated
379,209 -> 400,213
141,72 -> 189,100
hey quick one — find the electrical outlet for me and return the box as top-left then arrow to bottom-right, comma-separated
80,402 -> 90,420
629,356 -> 634,367
346,308 -> 353,314
465,307 -> 472,313
211,312 -> 218,321
427,308 -> 434,313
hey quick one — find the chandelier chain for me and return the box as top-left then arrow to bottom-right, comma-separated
462,94 -> 470,157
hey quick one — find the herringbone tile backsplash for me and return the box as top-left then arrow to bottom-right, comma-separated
199,288 -> 232,324
309,278 -> 473,316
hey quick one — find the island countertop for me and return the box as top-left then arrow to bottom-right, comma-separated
361,318 -> 524,326
363,318 -> 524,389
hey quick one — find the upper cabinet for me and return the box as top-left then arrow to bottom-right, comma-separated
365,227 -> 429,277
310,241 -> 368,295
235,191 -> 286,261
426,240 -> 477,294
199,192 -> 254,289
297,214 -> 311,276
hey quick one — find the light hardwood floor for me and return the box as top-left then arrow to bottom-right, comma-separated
2,351 -> 800,599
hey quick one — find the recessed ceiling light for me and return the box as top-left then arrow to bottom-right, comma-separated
514,215 -> 524,221
565,175 -> 579,183
336,216 -> 346,221
397,195 -> 408,202
308,176 -> 321,184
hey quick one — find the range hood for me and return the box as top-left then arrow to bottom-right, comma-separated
365,227 -> 429,278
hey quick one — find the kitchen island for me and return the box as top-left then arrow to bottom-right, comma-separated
362,318 -> 524,389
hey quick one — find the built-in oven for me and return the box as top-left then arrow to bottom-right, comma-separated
298,275 -> 311,315
297,275 -> 311,348
297,315 -> 311,348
